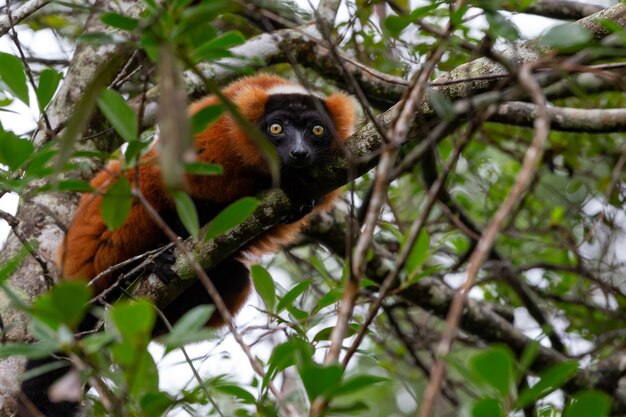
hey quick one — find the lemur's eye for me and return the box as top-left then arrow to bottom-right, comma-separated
312,125 -> 325,136
269,123 -> 283,135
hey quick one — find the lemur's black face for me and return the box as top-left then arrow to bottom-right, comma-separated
260,94 -> 334,171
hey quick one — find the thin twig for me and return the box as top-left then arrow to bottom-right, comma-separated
415,62 -> 549,417
6,0 -> 52,130
342,122 -> 474,367
0,0 -> 51,37
135,192 -> 299,417
0,210 -> 54,286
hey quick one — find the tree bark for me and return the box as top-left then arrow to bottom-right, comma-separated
0,1 -> 145,415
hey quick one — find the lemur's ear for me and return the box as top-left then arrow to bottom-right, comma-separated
234,86 -> 270,123
325,93 -> 357,140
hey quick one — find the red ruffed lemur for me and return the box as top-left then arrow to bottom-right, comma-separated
18,74 -> 356,417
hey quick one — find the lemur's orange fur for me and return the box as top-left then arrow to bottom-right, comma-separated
58,74 -> 356,318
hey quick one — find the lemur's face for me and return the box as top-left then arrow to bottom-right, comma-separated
260,93 -> 335,171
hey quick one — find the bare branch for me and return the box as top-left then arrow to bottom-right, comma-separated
305,210 -> 626,410
513,0 -> 604,20
134,23 -> 408,125
134,192 -> 300,417
417,62 -> 550,417
0,0 -> 51,37
130,2 -> 626,326
492,102 -> 626,132
0,210 -> 53,286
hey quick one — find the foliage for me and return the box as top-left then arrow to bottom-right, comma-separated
0,0 -> 625,416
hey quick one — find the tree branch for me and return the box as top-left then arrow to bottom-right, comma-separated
304,210 -> 626,413
514,0 -> 604,20
0,1 -> 147,414
492,102 -> 626,132
0,0 -> 51,37
133,23 -> 408,125
128,0 -> 626,350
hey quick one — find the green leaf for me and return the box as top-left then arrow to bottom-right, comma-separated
298,362 -> 343,400
276,279 -> 312,313
0,52 -> 29,104
97,89 -> 138,142
203,30 -> 245,50
333,375 -> 388,397
81,332 -> 116,355
472,398 -> 504,417
110,300 -> 156,343
409,4 -> 439,19
31,281 -> 91,330
55,179 -> 93,192
266,338 -> 315,379
250,264 -> 276,312
127,350 -> 159,399
100,12 -> 139,31
314,288 -> 343,313
27,319 -> 62,345
140,392 -> 175,417
326,401 -> 369,414
55,52 -> 126,172
470,346 -> 514,396
288,305 -> 309,322
550,206 -> 566,225
0,130 -> 34,171
78,32 -> 118,45
183,161 -> 223,175
213,384 -> 256,404
36,179 -> 93,193
518,340 -> 540,375
486,12 -> 520,42
0,91 -> 13,107
36,68 -> 62,110
516,361 -> 579,408
563,390 -> 612,417
140,32 -> 160,61
100,176 -> 133,230
191,104 -> 223,134
124,140 -> 151,162
405,229 -> 430,274
110,340 -> 136,366
0,342 -> 58,359
384,15 -> 411,36
0,245 -> 29,284
204,197 -> 259,241
427,89 -> 456,121
180,1 -> 233,28
162,305 -> 216,352
172,191 -> 199,239
313,323 -> 359,342
541,24 -> 592,49
192,31 -> 245,62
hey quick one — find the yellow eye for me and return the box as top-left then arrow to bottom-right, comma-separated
269,123 -> 283,135
312,125 -> 325,136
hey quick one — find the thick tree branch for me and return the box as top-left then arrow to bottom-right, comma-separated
135,4 -> 626,127
492,102 -> 626,132
0,0 -> 51,37
119,5 -> 626,413
133,23 -> 408,124
0,1 -> 146,414
514,0 -> 604,20
3,2 -> 626,415
128,0 -> 626,345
